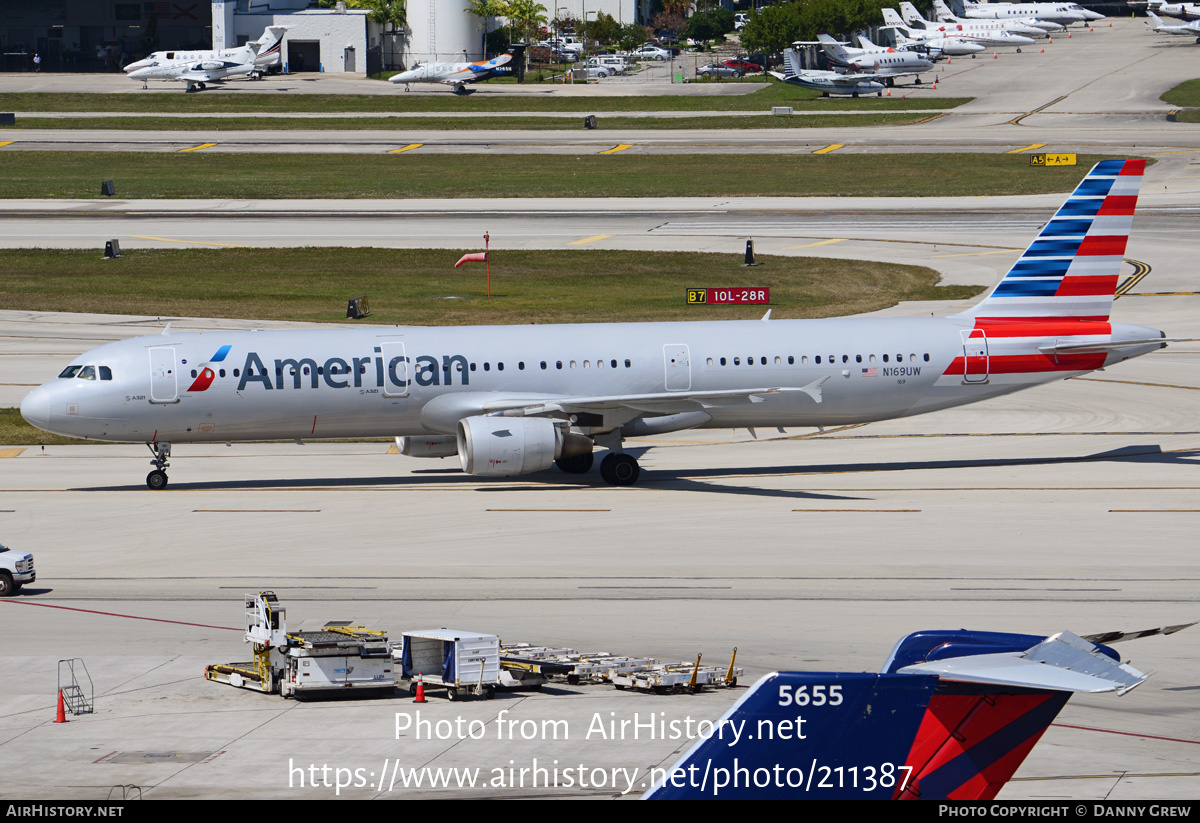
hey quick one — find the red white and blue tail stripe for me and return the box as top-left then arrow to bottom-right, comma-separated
962,159 -> 1144,323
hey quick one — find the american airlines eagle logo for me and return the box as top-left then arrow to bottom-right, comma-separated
185,344 -> 232,392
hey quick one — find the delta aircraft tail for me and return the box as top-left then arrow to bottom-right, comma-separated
644,627 -> 1164,800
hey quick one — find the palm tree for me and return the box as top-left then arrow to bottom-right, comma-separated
465,0 -> 507,57
503,0 -> 549,48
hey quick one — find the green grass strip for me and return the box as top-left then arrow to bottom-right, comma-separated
0,247 -> 983,327
0,152 -> 1121,199
15,112 -> 932,131
0,86 -> 969,114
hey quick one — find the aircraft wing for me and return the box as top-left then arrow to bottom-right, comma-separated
1082,621 -> 1198,644
482,379 -> 831,417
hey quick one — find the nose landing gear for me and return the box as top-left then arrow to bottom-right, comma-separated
146,441 -> 171,489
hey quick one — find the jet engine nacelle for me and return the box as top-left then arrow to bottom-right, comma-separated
395,435 -> 458,458
456,416 -> 592,477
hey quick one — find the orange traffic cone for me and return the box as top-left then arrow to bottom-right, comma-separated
413,673 -> 427,703
886,90 -> 891,96
1067,32 -> 1072,37
993,53 -> 998,59
932,83 -> 937,89
54,690 -> 67,723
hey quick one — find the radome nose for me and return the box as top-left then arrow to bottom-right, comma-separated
20,386 -> 51,430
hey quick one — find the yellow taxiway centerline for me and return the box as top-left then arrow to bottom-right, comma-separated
567,234 -> 612,246
786,238 -> 847,249
599,144 -> 633,154
178,142 -> 217,153
0,141 -> 14,148
129,236 -> 251,248
812,144 -> 844,155
388,143 -> 423,153
1007,143 -> 1046,154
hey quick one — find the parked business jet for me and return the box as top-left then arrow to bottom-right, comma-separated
124,26 -> 288,92
881,10 -> 992,56
899,2 -> 1041,46
1145,9 -> 1200,37
960,0 -> 1103,24
929,0 -> 1062,33
389,45 -> 525,94
21,161 -> 1169,489
773,48 -> 886,95
646,623 -> 1187,799
1147,1 -> 1200,22
815,33 -> 935,83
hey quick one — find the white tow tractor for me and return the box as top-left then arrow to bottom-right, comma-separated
205,592 -> 394,698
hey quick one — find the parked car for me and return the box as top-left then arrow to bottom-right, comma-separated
722,58 -> 762,73
631,45 -> 671,61
697,62 -> 744,78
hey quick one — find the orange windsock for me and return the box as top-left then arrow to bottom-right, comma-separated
455,252 -> 488,268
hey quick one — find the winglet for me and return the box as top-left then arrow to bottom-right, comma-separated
161,322 -> 171,335
761,309 -> 771,322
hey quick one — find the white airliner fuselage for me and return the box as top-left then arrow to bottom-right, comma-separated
20,160 -> 1167,488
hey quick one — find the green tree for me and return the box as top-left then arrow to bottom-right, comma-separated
503,0 -> 549,45
616,22 -> 648,52
588,12 -> 623,46
320,0 -> 405,29
466,0 -> 507,56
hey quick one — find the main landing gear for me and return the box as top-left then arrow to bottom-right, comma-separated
146,441 -> 171,489
554,446 -> 641,486
599,453 -> 640,486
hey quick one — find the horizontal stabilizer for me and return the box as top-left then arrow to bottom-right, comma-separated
1083,621 -> 1197,645
897,630 -> 1147,695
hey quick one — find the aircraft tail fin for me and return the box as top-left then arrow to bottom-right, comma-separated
644,629 -> 1147,800
900,1 -> 928,25
933,0 -> 958,20
1147,10 -> 1165,26
881,7 -> 909,29
251,25 -> 287,63
958,159 -> 1145,322
782,47 -> 802,78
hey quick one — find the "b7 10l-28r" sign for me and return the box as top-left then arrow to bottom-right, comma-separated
687,288 -> 770,305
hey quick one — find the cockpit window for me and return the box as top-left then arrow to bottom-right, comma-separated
59,365 -> 82,379
78,365 -> 96,380
99,366 -> 113,381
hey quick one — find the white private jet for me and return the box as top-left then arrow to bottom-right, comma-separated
866,29 -> 986,59
899,3 -> 1041,47
772,48 -> 886,95
961,0 -> 1103,24
930,0 -> 1064,33
1145,7 -> 1200,35
389,46 -> 525,94
21,161 -> 1171,489
814,33 -> 935,84
1146,1 -> 1200,22
125,26 -> 287,92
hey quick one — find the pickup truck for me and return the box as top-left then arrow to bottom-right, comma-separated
0,543 -> 35,596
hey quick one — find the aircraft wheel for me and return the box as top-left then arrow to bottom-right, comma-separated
1016,47 -> 1022,53
852,91 -> 860,97
555,452 -> 594,474
600,453 -> 640,486
877,91 -> 883,97
147,469 -> 168,490
914,76 -> 922,85
198,82 -> 207,90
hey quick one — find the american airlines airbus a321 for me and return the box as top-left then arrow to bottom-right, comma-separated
21,161 -> 1169,489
